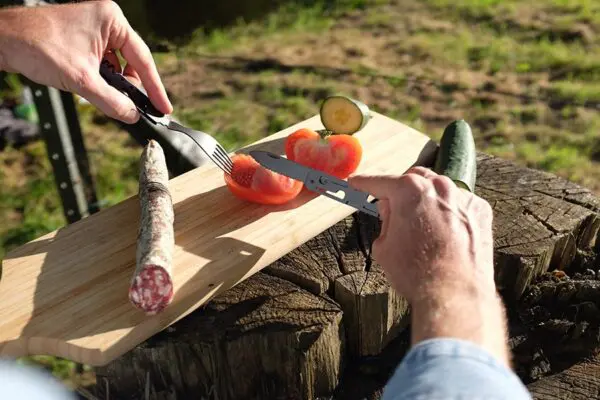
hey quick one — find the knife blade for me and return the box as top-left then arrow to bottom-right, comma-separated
250,150 -> 380,218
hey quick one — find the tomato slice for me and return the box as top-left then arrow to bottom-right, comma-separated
285,128 -> 362,179
224,153 -> 303,205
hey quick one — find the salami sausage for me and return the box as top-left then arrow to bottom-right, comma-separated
129,140 -> 174,315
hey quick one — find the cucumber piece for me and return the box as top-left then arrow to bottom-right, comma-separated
433,119 -> 477,192
319,95 -> 371,134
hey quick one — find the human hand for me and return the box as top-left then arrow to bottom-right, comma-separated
0,0 -> 172,124
348,167 -> 495,304
350,167 -> 510,364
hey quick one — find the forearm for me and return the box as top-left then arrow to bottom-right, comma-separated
411,280 -> 511,367
0,8 -> 13,72
0,6 -> 31,73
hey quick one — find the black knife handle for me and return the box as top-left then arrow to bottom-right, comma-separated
99,59 -> 164,118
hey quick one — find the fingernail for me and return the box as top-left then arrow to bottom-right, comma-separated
128,108 -> 140,123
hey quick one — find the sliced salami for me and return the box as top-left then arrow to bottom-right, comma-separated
129,140 -> 174,315
129,265 -> 173,315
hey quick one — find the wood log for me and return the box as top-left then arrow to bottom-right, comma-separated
94,153 -> 600,400
263,213 -> 379,296
334,270 -> 409,358
526,355 -> 600,400
477,153 -> 600,300
512,272 -> 600,383
95,272 -> 345,400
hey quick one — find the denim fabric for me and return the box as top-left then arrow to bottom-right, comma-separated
382,338 -> 532,400
0,359 -> 76,399
1,338 -> 532,400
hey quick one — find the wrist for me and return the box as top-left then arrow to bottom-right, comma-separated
0,44 -> 4,73
0,7 -> 20,72
410,280 -> 511,366
409,269 -> 496,308
0,11 -> 8,71
411,283 -> 498,337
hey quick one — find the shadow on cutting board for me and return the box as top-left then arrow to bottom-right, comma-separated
109,186 -> 320,357
10,172 -> 316,363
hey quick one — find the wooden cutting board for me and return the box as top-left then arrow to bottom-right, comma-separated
0,111 -> 436,366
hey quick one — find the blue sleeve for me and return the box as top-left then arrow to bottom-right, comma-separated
0,359 -> 76,400
382,338 -> 532,400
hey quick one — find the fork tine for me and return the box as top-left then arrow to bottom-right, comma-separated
163,120 -> 234,174
207,152 -> 230,174
215,145 -> 231,163
215,143 -> 230,159
213,151 -> 231,168
212,144 -> 233,171
184,134 -> 229,174
217,151 -> 233,174
224,152 -> 234,170
215,145 -> 233,170
213,152 -> 232,174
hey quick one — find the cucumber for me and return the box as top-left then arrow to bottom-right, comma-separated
433,119 -> 477,192
319,95 -> 371,134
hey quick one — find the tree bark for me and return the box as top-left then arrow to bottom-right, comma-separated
96,273 -> 345,400
527,356 -> 600,400
94,153 -> 600,400
334,270 -> 409,358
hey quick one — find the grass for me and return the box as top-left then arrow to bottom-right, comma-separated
548,81 -> 600,105
184,0 -> 340,54
401,26 -> 600,78
2,0 -> 600,395
0,140 -> 62,260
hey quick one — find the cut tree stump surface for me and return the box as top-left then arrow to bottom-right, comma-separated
527,356 -> 600,400
477,153 -> 599,299
95,153 -> 600,400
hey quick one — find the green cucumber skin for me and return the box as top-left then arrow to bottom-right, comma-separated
433,119 -> 477,193
319,95 -> 371,134
351,98 -> 371,131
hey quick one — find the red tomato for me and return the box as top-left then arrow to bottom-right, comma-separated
224,153 -> 303,205
285,128 -> 362,179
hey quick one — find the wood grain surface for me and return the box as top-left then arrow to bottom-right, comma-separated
0,111 -> 436,366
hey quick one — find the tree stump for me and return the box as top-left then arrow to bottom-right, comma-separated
334,270 -> 408,357
94,153 -> 600,400
95,273 -> 345,400
527,356 -> 600,400
476,153 -> 600,300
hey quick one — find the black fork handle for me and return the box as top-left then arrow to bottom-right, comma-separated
99,59 -> 165,118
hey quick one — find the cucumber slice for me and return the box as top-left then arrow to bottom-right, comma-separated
433,119 -> 477,193
319,95 -> 371,134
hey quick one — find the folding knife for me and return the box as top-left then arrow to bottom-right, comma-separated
250,150 -> 380,218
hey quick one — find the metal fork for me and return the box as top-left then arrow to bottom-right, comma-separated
99,59 -> 233,175
143,116 -> 233,174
